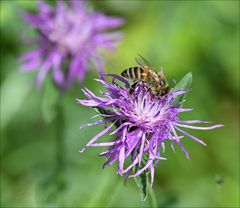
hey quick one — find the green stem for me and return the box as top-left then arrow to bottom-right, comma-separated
148,187 -> 157,208
53,92 -> 66,192
56,95 -> 65,171
39,89 -> 66,203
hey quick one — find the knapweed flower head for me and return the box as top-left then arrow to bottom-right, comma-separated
77,73 -> 223,186
20,0 -> 124,89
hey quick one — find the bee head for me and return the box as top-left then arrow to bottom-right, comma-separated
157,87 -> 170,97
159,79 -> 166,87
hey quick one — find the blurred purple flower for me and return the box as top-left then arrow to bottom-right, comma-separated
77,74 -> 223,186
20,0 -> 124,89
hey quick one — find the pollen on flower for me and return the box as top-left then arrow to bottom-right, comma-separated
20,0 -> 124,89
77,73 -> 223,186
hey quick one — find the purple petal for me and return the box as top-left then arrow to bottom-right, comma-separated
178,120 -> 213,124
20,60 -> 40,72
118,146 -> 125,175
161,142 -> 166,153
110,122 -> 131,135
79,119 -> 110,130
52,53 -> 65,87
150,163 -> 155,187
129,160 -> 153,178
138,133 -> 146,165
122,157 -> 139,174
80,121 -> 116,152
177,108 -> 193,113
173,90 -> 187,97
69,0 -> 85,10
118,128 -> 127,174
92,55 -> 105,72
19,49 -> 41,62
91,141 -> 119,147
169,133 -> 190,160
35,58 -> 52,87
38,0 -> 52,14
103,73 -> 130,88
177,141 -> 190,160
175,126 -> 207,146
174,123 -> 223,130
95,14 -> 124,30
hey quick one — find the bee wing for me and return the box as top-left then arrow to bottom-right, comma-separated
135,54 -> 154,69
136,54 -> 158,80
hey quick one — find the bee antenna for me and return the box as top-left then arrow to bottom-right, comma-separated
160,67 -> 164,74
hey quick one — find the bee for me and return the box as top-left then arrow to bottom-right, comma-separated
121,55 -> 170,97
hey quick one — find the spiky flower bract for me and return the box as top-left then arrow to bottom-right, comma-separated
77,74 -> 223,186
20,0 -> 124,89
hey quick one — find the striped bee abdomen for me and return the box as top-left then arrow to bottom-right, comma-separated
121,67 -> 144,80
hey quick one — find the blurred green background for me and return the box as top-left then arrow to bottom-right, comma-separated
1,0 -> 239,207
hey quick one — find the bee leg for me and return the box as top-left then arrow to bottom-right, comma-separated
147,81 -> 155,92
129,81 -> 139,95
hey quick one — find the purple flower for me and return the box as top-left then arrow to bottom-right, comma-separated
77,74 -> 223,186
20,0 -> 124,89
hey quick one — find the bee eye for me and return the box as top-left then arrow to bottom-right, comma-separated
161,90 -> 166,96
160,80 -> 165,87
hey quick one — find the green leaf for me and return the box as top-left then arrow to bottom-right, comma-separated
1,71 -> 31,130
173,72 -> 192,106
133,166 -> 149,202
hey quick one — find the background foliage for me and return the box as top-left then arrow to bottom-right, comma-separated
1,0 -> 239,207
